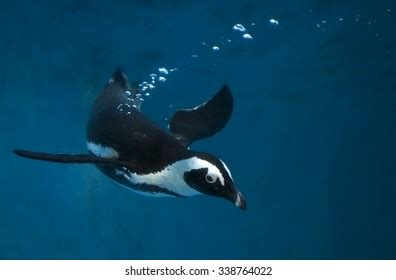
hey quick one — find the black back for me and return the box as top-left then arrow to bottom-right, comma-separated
87,69 -> 189,174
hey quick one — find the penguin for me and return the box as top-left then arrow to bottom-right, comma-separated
13,69 -> 246,210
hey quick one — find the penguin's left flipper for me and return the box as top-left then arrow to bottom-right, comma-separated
168,85 -> 233,147
13,149 -> 129,166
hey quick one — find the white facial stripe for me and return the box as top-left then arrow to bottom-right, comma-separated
115,157 -> 224,196
87,142 -> 119,159
197,158 -> 225,186
220,159 -> 233,181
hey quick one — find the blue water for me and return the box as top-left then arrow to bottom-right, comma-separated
1,0 -> 395,259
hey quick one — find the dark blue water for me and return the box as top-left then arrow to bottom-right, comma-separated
1,0 -> 395,259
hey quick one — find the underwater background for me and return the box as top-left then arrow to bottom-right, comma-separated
0,0 -> 395,259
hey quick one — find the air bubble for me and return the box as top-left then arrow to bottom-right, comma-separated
233,24 -> 246,32
158,68 -> 169,75
243,33 -> 253,39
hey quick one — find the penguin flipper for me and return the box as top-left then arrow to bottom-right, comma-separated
169,85 -> 233,147
13,149 -> 123,165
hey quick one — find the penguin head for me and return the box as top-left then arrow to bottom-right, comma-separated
183,153 -> 246,210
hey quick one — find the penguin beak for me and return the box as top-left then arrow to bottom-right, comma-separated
234,191 -> 247,210
227,190 -> 247,210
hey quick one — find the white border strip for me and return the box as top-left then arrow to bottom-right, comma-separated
1,260 -> 396,280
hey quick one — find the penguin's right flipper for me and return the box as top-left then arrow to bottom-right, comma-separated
168,85 -> 233,147
13,149 -> 125,165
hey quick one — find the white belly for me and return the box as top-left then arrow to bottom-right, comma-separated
115,166 -> 201,197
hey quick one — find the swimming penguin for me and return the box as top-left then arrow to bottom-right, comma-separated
13,69 -> 246,210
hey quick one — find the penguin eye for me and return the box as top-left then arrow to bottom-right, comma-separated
205,174 -> 216,184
